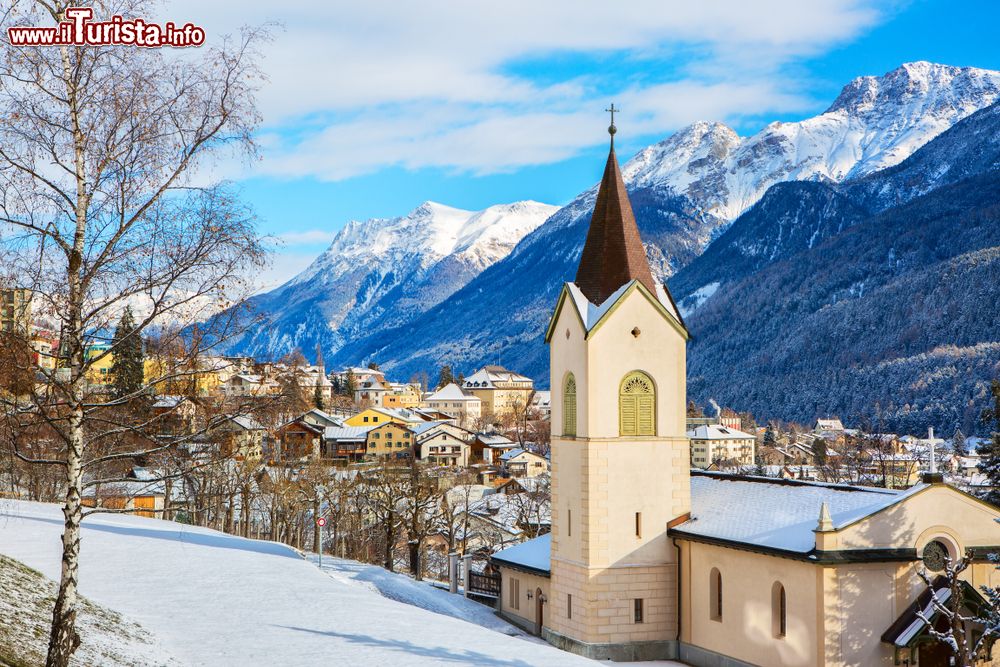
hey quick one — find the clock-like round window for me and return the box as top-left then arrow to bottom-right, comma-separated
922,540 -> 950,572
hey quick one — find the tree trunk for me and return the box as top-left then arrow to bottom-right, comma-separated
384,514 -> 394,571
46,411 -> 83,667
409,540 -> 420,578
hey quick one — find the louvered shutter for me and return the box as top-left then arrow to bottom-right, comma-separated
564,391 -> 577,437
637,395 -> 655,435
620,396 -> 637,436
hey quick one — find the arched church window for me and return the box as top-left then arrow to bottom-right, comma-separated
772,582 -> 786,637
619,371 -> 655,436
710,568 -> 722,621
563,373 -> 577,437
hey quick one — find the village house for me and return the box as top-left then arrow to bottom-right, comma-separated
531,390 -> 552,419
213,415 -> 266,461
81,467 -> 172,518
0,287 -> 32,333
462,365 -> 535,418
344,406 -> 426,428
413,421 -> 473,467
322,426 -> 371,462
332,365 -> 385,388
488,131 -> 1000,666
499,448 -> 550,478
423,382 -> 483,428
382,382 -> 422,408
365,421 -> 415,461
475,433 -> 519,464
355,377 -> 388,406
275,419 -> 324,462
687,423 -> 756,468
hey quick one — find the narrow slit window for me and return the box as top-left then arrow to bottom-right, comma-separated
634,598 -> 644,624
568,508 -> 571,537
710,568 -> 723,621
635,512 -> 642,538
567,594 -> 572,619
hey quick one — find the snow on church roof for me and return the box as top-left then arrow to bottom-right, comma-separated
491,533 -> 551,574
563,279 -> 684,334
672,472 -> 919,554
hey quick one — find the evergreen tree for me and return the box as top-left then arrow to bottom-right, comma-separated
812,438 -> 828,465
367,361 -> 380,371
456,372 -> 465,386
977,380 -> 1000,506
345,368 -> 358,397
763,423 -> 778,447
110,306 -> 144,399
313,383 -> 324,410
686,400 -> 704,418
314,343 -> 324,370
952,427 -> 966,456
437,364 -> 453,389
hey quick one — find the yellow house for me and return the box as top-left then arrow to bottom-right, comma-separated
84,343 -> 114,386
144,356 -> 223,396
490,132 -> 1000,667
345,406 -> 424,428
365,422 -> 415,461
383,383 -> 422,408
461,365 -> 534,418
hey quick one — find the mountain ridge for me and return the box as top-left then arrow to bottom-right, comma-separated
331,62 -> 1000,390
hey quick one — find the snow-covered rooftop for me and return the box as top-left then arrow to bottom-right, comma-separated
564,279 -> 683,333
425,383 -> 478,401
687,424 -> 756,440
492,533 -> 551,574
323,425 -> 373,441
673,472 -> 918,553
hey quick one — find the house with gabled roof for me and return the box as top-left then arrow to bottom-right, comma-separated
423,382 -> 482,428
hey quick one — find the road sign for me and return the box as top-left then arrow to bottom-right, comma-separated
316,517 -> 326,527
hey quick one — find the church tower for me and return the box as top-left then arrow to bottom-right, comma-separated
543,113 -> 690,661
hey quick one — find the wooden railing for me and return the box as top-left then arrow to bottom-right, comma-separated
467,571 -> 501,597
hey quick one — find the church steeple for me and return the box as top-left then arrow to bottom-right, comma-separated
574,111 -> 658,304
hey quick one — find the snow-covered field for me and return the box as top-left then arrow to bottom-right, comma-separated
0,500 -> 681,666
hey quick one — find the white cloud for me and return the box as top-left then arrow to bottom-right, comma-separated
156,0 -> 886,179
251,252 -> 317,292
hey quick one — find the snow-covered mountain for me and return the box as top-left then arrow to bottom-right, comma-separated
225,200 -> 557,360
621,60 -> 1000,241
332,62 -> 1000,382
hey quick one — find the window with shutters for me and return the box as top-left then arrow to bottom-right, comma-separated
563,373 -> 577,437
619,371 -> 655,436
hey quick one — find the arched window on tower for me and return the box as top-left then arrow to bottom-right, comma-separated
710,568 -> 722,621
772,582 -> 786,638
619,371 -> 655,436
563,373 -> 577,437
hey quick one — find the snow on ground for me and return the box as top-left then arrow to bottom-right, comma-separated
0,501 -> 683,666
310,555 -> 527,637
0,553 -> 177,666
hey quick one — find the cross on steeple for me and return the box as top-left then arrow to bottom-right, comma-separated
605,104 -> 619,146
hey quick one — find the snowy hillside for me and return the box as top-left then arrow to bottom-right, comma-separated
0,500 -> 614,666
223,200 -> 557,361
334,62 -> 1000,383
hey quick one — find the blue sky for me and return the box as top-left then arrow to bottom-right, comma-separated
162,0 -> 1000,289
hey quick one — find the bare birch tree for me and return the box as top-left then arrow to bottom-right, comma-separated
915,551 -> 1000,666
0,2 -> 267,664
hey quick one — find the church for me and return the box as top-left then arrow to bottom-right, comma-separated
491,118 -> 1000,667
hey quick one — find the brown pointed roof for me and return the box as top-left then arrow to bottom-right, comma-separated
574,145 -> 658,304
